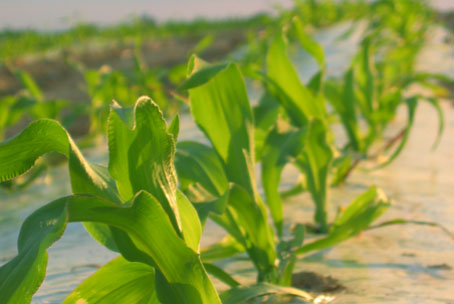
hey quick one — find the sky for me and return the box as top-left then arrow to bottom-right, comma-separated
0,0 -> 453,31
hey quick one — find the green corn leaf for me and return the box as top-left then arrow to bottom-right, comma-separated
344,69 -> 362,151
331,186 -> 388,228
253,92 -> 281,160
13,98 -> 64,122
107,97 -> 182,234
261,123 -> 307,236
190,187 -> 230,226
203,263 -> 240,288
106,100 -> 135,199
176,189 -> 202,252
10,95 -> 36,112
0,119 -> 69,182
280,173 -> 307,198
0,97 -> 192,253
0,119 -> 121,251
221,283 -> 312,304
0,192 -> 221,304
63,256 -> 159,304
168,114 -> 180,142
2,161 -> 48,192
209,203 -> 251,256
375,94 -> 444,168
16,71 -> 43,101
187,59 -> 256,196
362,38 -> 375,114
368,218 -> 454,239
266,33 -> 323,127
375,97 -> 417,169
307,71 -> 324,96
291,16 -> 325,69
201,236 -> 245,262
211,184 -> 277,281
331,154 -> 354,186
296,186 -> 390,255
354,37 -> 375,121
180,59 -> 228,91
0,97 -> 19,140
0,198 -> 67,304
326,69 -> 362,152
341,69 -> 362,151
30,99 -> 68,120
277,224 -> 305,286
175,141 -> 229,199
191,34 -> 215,55
294,119 -> 333,232
423,97 -> 444,150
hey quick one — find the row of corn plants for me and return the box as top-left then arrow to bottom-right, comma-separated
0,44 -> 189,190
0,83 -> 390,303
2,0 -> 449,192
0,56 -> 446,302
0,0 -> 369,61
1,0 -> 452,303
0,0 -> 375,151
0,0 -> 382,145
232,0 -> 448,232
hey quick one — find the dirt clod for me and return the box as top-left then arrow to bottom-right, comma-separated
292,271 -> 345,293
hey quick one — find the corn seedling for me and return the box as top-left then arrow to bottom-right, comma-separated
176,56 -> 391,290
0,96 -> 333,303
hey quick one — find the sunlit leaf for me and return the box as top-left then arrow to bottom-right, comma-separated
16,71 -> 43,101
262,123 -> 306,235
187,58 -> 256,196
375,97 -> 417,168
108,97 -> 181,234
211,184 -> 277,281
175,141 -> 228,199
294,119 -> 333,232
203,263 -> 240,288
201,236 -> 245,262
63,256 -> 158,304
0,192 -> 221,304
0,119 -> 121,251
291,16 -> 325,69
266,34 -> 323,127
296,186 -> 390,254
